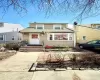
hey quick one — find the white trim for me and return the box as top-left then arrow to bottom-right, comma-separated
74,33 -> 76,47
4,35 -> 6,41
36,24 -> 44,30
53,24 -> 61,30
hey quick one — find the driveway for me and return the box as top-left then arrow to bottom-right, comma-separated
0,52 -> 100,80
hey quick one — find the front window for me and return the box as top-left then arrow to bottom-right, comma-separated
48,33 -> 73,41
0,35 -> 3,40
50,35 -> 53,40
69,33 -> 73,40
54,33 -> 68,40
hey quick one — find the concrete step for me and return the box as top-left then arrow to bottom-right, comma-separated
19,48 -> 44,52
21,46 -> 43,48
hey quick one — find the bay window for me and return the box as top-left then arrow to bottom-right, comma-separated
48,33 -> 73,41
54,33 -> 68,40
69,33 -> 73,40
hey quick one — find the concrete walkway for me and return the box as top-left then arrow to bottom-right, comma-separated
0,52 -> 100,80
0,52 -> 41,80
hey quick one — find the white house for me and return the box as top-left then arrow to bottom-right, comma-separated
0,22 -> 24,43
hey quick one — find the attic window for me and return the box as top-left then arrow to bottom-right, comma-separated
53,25 -> 61,30
36,24 -> 44,29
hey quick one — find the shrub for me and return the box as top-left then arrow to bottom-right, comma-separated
19,40 -> 28,46
4,43 -> 20,51
45,45 -> 53,49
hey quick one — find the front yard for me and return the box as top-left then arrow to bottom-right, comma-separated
0,52 -> 100,80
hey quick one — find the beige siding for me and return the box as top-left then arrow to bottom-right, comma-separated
23,33 -> 29,42
76,26 -> 100,43
22,32 -> 74,47
62,24 -> 67,29
29,23 -> 36,28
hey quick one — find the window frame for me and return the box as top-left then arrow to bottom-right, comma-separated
53,25 -> 61,30
0,35 -> 4,40
47,33 -> 73,41
82,36 -> 86,40
36,24 -> 44,30
12,36 -> 15,40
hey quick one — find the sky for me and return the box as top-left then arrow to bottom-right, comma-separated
0,6 -> 100,28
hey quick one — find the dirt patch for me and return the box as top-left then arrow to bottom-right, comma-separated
0,51 -> 16,60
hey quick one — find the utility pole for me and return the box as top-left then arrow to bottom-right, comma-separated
73,22 -> 78,47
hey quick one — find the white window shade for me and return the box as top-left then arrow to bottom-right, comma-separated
36,24 -> 44,29
54,33 -> 68,40
53,25 -> 61,30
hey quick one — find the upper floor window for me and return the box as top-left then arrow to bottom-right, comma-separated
53,25 -> 61,30
36,24 -> 44,30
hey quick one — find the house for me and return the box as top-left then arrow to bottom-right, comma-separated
76,24 -> 100,43
0,22 -> 24,43
20,22 -> 75,47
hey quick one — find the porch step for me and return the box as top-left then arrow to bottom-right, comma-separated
19,46 -> 44,52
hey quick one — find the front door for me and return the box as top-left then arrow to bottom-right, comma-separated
29,33 -> 39,45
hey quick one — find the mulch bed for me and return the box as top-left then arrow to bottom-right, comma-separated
34,52 -> 100,71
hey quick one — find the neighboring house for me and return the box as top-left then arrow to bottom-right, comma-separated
0,22 -> 24,43
76,24 -> 100,43
20,22 -> 75,47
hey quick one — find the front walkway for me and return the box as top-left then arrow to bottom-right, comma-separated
0,52 -> 100,80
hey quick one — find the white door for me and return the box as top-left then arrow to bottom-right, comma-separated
29,33 -> 39,44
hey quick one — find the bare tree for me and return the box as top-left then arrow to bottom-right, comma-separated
0,0 -> 100,19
